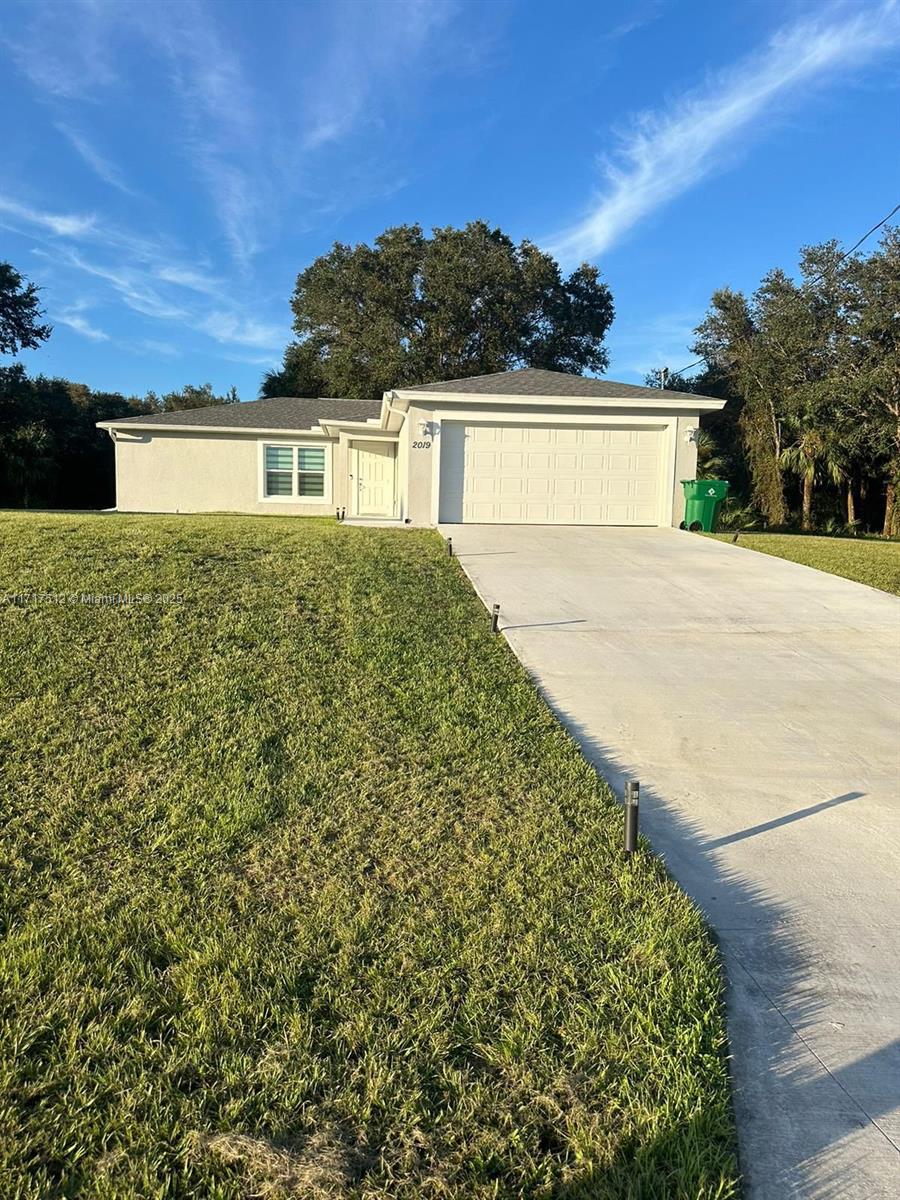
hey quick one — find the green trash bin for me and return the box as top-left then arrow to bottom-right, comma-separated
681,479 -> 730,531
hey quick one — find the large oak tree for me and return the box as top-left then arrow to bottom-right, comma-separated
263,221 -> 614,399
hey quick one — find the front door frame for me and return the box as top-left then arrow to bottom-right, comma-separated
350,438 -> 398,518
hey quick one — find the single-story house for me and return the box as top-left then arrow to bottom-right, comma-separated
97,367 -> 725,527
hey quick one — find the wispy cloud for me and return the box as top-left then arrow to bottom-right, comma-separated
54,302 -> 110,342
128,338 -> 181,359
33,244 -> 285,352
605,1 -> 664,42
199,312 -> 285,350
2,0 -> 117,98
50,249 -> 189,321
55,123 -> 138,196
127,1 -> 264,266
547,1 -> 900,263
299,0 -> 455,151
0,195 -> 96,239
4,0 -> 467,268
154,265 -> 223,296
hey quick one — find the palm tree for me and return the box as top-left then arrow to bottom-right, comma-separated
693,429 -> 728,480
780,427 -> 846,531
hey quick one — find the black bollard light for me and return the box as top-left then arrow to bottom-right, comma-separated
624,780 -> 640,860
490,603 -> 500,634
447,537 -> 453,558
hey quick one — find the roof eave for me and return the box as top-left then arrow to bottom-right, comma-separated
96,420 -> 336,436
392,389 -> 726,412
317,417 -> 391,436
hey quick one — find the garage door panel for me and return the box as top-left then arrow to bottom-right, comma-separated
579,475 -> 608,497
470,476 -> 497,496
633,478 -> 658,499
582,452 -> 609,470
526,428 -> 553,445
439,422 -> 666,525
471,425 -> 498,443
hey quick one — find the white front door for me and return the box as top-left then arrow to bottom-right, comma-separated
352,441 -> 396,516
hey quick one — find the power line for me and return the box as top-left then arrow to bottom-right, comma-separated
658,201 -> 900,384
665,358 -> 704,380
823,200 -> 900,268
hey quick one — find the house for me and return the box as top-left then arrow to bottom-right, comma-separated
97,367 -> 725,526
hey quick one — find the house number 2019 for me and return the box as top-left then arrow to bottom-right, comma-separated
412,440 -> 432,449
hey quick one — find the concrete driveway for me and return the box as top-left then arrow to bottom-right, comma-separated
442,524 -> 900,1199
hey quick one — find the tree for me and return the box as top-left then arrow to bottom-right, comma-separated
645,367 -> 741,486
693,287 -> 790,526
0,364 -> 153,509
261,343 -> 325,399
779,427 -> 846,531
268,221 -> 614,398
2,422 -> 53,508
155,383 -> 240,412
838,229 -> 900,536
0,262 -> 53,355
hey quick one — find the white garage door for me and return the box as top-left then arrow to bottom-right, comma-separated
439,422 -> 665,525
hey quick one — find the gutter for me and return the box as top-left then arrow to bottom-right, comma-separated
392,389 -> 726,413
96,421 -> 339,436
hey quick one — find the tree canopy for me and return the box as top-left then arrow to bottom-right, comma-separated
262,221 -> 614,399
144,383 -> 240,412
0,262 -> 52,355
0,358 -> 240,510
688,231 -> 900,535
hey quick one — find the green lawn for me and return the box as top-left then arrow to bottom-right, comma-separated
711,531 -> 900,595
0,513 -> 737,1199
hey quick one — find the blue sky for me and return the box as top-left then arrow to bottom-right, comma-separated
1,0 -> 898,399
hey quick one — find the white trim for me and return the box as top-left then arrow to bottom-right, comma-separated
257,440 -> 333,504
349,438 -> 398,518
396,388 -> 725,412
99,421 -> 336,436
337,430 -> 399,446
430,411 -> 677,527
431,409 -> 678,426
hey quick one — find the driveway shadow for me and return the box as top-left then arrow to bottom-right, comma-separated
546,1036 -> 900,1197
529,690 -> 895,1199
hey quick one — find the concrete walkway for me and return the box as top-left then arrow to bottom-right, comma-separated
442,525 -> 900,1199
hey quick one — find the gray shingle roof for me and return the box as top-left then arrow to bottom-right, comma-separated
106,396 -> 382,430
404,367 -> 711,402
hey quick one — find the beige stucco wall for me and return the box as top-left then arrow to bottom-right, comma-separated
113,430 -> 347,516
673,416 -> 699,525
110,404 -> 702,526
402,402 -> 703,527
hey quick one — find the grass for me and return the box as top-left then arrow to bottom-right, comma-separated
711,531 -> 900,596
0,513 -> 738,1199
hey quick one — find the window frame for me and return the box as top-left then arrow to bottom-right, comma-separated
258,440 -> 332,504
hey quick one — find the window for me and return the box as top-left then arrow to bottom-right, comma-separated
265,446 -> 294,496
262,443 -> 330,502
297,447 -> 326,496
